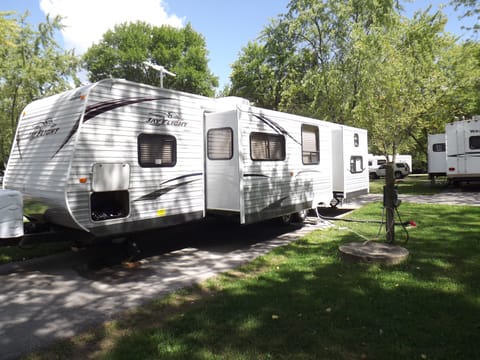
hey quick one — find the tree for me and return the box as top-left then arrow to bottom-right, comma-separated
0,12 -> 79,167
82,22 -> 218,97
229,0 -> 475,242
450,0 -> 480,32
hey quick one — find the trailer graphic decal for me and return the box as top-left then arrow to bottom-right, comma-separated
28,119 -> 60,139
261,196 -> 289,211
243,174 -> 270,178
52,96 -> 175,158
252,114 -> 301,145
134,173 -> 203,202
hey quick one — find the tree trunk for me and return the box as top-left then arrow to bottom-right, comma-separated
384,162 -> 396,244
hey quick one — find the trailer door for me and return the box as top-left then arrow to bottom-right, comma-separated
465,121 -> 480,174
204,110 -> 240,212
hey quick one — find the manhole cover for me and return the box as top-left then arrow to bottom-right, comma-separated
339,241 -> 409,265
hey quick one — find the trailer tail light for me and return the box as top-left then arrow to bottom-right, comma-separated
448,167 -> 455,172
79,177 -> 88,183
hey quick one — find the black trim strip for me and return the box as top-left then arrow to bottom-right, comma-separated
134,173 -> 203,202
243,173 -> 270,178
448,153 -> 480,157
296,170 -> 322,175
252,113 -> 301,145
261,196 -> 289,211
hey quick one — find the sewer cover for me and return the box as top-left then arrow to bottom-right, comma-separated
339,241 -> 409,265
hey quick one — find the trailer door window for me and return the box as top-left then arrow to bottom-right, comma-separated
469,136 -> 480,150
250,132 -> 285,161
350,156 -> 364,174
207,127 -> 233,160
301,125 -> 319,164
432,143 -> 446,152
138,133 -> 176,167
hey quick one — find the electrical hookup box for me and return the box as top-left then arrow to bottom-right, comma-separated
383,185 -> 401,208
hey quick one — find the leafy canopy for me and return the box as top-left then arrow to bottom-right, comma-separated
82,21 -> 218,96
0,11 -> 79,166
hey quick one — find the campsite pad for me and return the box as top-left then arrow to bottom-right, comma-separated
339,241 -> 409,265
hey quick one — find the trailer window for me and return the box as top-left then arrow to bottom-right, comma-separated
350,156 -> 364,174
432,143 -> 446,152
138,134 -> 176,167
250,132 -> 285,161
301,125 -> 319,164
469,136 -> 480,150
354,133 -> 359,147
207,127 -> 233,160
377,159 -> 386,166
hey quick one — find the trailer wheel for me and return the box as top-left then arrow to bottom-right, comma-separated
293,209 -> 308,223
279,213 -> 293,225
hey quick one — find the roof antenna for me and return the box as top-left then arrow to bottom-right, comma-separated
142,61 -> 176,88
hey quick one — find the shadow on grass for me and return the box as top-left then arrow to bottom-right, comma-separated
30,203 -> 480,360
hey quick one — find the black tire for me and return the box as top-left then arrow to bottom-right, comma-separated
293,209 -> 308,223
279,213 -> 293,225
394,171 -> 403,179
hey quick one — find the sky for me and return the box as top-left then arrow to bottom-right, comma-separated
2,0 -> 478,89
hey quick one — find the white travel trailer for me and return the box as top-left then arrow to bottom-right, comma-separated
2,78 -> 336,240
427,133 -> 447,180
331,124 -> 369,205
446,117 -> 480,184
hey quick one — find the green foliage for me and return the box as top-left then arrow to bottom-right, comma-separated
0,11 -> 80,167
229,0 -> 480,169
82,22 -> 218,96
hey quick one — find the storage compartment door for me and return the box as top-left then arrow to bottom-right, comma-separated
92,163 -> 130,192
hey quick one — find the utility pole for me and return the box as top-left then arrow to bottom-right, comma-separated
142,61 -> 176,88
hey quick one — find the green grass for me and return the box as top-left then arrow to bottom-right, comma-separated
24,202 -> 480,360
370,174 -> 448,195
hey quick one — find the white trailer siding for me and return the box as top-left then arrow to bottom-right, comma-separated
4,86 -> 90,230
69,80 -> 212,236
446,118 -> 480,182
205,106 -> 332,224
332,125 -> 369,201
427,133 -> 446,176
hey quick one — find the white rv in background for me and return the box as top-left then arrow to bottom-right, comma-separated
446,117 -> 480,184
2,78 -> 344,240
368,153 -> 412,177
331,124 -> 369,205
427,133 -> 447,181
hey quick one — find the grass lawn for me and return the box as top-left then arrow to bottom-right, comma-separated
25,202 -> 480,360
370,174 -> 448,195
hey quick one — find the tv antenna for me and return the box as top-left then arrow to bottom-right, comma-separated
142,61 -> 176,88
